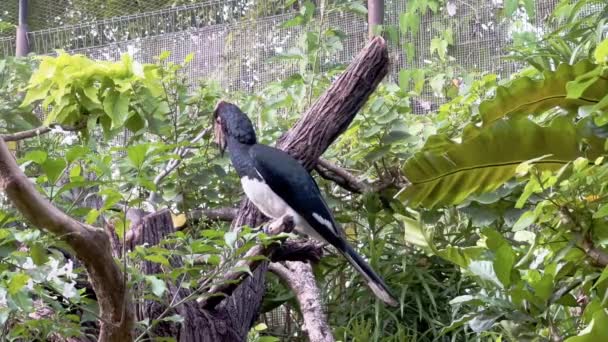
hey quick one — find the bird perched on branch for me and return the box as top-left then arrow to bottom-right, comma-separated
213,101 -> 398,307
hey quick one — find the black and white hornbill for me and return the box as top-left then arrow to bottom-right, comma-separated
213,101 -> 398,307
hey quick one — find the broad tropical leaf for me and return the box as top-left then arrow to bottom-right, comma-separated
480,60 -> 608,126
399,117 -> 604,208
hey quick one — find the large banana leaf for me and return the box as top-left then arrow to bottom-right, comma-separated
399,117 -> 604,208
480,60 -> 608,126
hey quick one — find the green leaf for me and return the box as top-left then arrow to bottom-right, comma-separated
437,246 -> 485,268
21,80 -> 53,107
468,260 -> 503,288
513,211 -> 537,231
30,243 -> 48,265
494,244 -> 515,287
86,209 -> 100,225
594,204 -> 608,219
404,42 -> 415,64
162,314 -> 184,323
184,53 -> 194,64
567,74 -> 601,99
429,73 -> 445,95
258,337 -> 280,342
527,271 -> 553,302
480,60 -> 607,126
23,150 -> 47,164
224,231 -> 238,249
398,214 -> 429,248
430,38 -> 448,60
14,230 -> 40,242
254,323 -> 268,331
158,51 -> 171,61
523,0 -> 535,19
482,228 -> 509,251
0,308 -> 9,326
399,12 -> 409,34
345,2 -> 367,15
386,26 -> 400,44
66,146 -> 89,163
398,70 -> 410,93
504,0 -> 518,16
146,275 -> 167,297
41,158 -> 67,184
144,254 -> 170,266
82,85 -> 101,105
103,91 -> 130,129
565,309 -> 608,342
399,117 -> 603,208
232,265 -> 252,276
594,39 -> 608,64
592,266 -> 608,290
469,312 -> 502,333
449,295 -> 483,306
8,272 -> 30,295
412,69 -> 425,94
409,12 -> 420,36
127,144 -> 149,169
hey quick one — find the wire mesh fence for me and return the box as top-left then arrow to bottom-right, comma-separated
0,0 -> 307,38
1,0 -> 562,115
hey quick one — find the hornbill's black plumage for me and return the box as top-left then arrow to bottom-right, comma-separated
213,101 -> 398,307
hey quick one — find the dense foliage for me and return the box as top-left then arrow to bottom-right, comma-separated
0,0 -> 608,341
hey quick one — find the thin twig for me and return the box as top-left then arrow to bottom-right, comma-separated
148,127 -> 211,204
199,215 -> 295,310
1,122 -> 86,142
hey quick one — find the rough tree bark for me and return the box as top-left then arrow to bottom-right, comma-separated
224,36 -> 389,342
125,209 -> 183,339
269,263 -> 334,342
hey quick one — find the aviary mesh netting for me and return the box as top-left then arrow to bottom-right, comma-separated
1,0 -> 559,115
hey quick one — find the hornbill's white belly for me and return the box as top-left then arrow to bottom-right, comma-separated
240,175 -> 325,242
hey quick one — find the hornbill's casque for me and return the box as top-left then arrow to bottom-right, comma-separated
213,101 -> 398,307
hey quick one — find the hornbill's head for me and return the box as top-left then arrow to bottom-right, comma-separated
213,101 -> 257,155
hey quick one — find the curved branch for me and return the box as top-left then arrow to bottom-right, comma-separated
580,235 -> 608,267
316,158 -> 368,193
0,138 -> 133,341
316,158 -> 405,195
1,122 -> 85,142
148,127 -> 211,205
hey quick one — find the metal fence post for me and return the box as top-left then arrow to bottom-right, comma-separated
15,0 -> 29,56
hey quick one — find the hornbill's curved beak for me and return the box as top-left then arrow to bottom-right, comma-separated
213,101 -> 227,156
